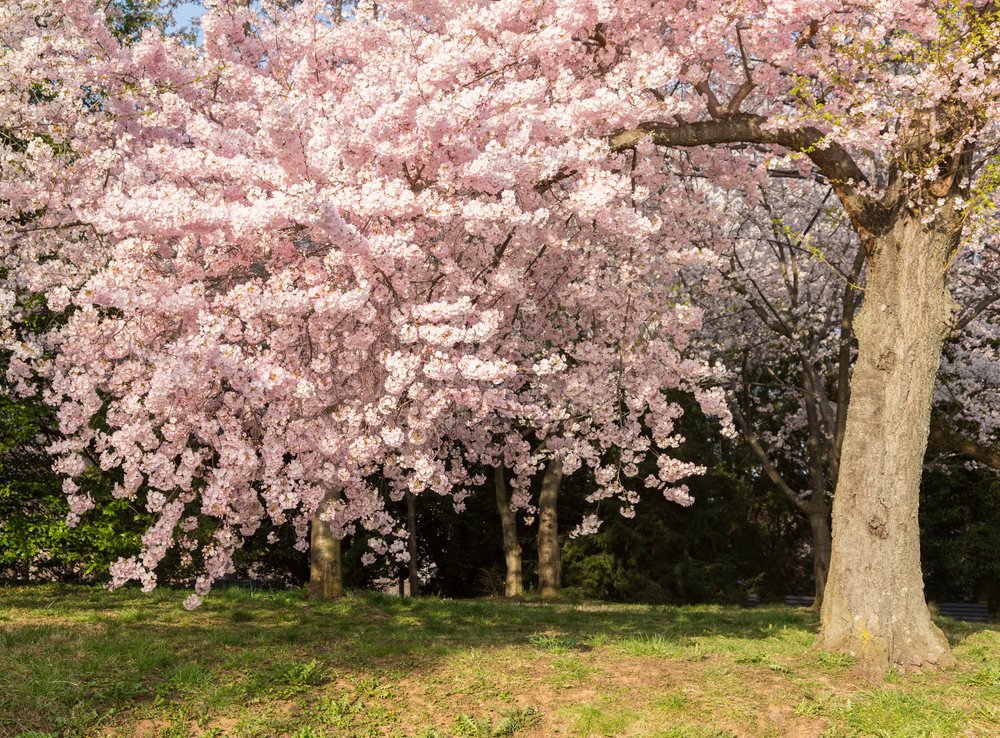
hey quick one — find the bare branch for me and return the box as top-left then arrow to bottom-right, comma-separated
727,391 -> 809,512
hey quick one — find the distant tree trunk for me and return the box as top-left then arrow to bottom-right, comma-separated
729,389 -> 833,609
495,465 -> 523,597
803,396 -> 832,610
308,489 -> 343,600
537,458 -> 563,599
807,503 -> 832,608
406,491 -> 420,597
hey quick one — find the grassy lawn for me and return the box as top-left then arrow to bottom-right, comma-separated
1,585 -> 998,738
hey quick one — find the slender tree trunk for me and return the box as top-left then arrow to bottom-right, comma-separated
308,489 -> 343,600
807,502 -> 832,608
495,465 -> 523,597
803,396 -> 832,609
537,459 -> 563,599
406,491 -> 420,597
817,213 -> 958,670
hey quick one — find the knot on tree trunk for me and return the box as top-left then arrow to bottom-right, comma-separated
868,513 -> 888,539
876,350 -> 895,372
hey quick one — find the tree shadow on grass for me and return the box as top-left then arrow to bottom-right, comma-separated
1,583 -> 827,736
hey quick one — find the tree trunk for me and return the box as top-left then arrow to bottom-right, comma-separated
537,458 -> 563,599
817,213 -> 958,671
308,489 -> 343,600
803,395 -> 832,610
406,491 -> 420,597
495,465 -> 523,597
807,502 -> 831,608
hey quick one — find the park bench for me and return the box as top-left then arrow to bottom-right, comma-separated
936,602 -> 990,623
785,595 -> 815,608
747,593 -> 760,608
778,597 -> 988,623
213,578 -> 260,590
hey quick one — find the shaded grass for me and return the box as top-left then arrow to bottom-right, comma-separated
0,584 -> 998,737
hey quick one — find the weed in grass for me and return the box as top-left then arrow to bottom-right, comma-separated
417,729 -> 450,738
812,650 -> 859,667
164,661 -> 210,692
94,677 -> 148,702
274,659 -> 326,687
453,713 -> 494,737
651,690 -> 689,713
229,608 -> 256,623
616,633 -> 684,657
289,727 -> 324,738
260,660 -> 327,698
573,701 -> 630,735
353,675 -> 394,698
527,632 -> 566,652
654,726 -> 737,738
682,645 -> 708,662
733,653 -> 792,673
155,725 -> 195,738
963,667 -> 1000,687
493,706 -> 540,735
550,656 -> 593,687
421,707 -> 541,738
793,696 -> 825,718
321,692 -> 360,725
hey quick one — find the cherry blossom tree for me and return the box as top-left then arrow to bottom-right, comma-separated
6,0 -> 1000,670
598,0 -> 1000,670
2,0 -> 722,607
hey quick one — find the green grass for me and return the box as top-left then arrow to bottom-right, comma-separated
0,584 -> 998,737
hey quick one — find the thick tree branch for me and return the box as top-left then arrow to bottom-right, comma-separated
927,421 -> 1000,470
609,115 -> 889,236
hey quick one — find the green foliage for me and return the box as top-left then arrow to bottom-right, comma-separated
272,659 -> 326,688
920,465 -> 1000,612
561,391 -> 814,604
0,393 -> 151,583
105,0 -> 174,44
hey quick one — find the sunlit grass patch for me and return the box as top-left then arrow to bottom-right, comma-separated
821,688 -> 968,737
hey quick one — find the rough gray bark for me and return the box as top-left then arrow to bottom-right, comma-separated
495,465 -> 523,597
816,213 -> 958,670
308,489 -> 343,600
406,491 -> 420,597
537,458 -> 563,599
